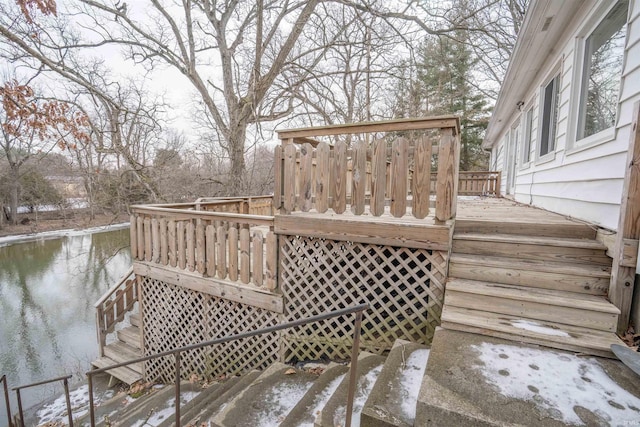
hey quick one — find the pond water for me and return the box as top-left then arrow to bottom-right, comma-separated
0,228 -> 131,427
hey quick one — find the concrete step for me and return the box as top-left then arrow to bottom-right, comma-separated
452,232 -> 611,265
441,305 -> 625,358
184,371 -> 260,426
280,363 -> 349,427
103,341 -> 143,373
91,356 -> 142,386
449,254 -> 610,295
210,362 -> 318,427
445,279 -> 620,332
416,328 -> 640,426
316,352 -> 386,427
361,340 -> 430,427
155,379 -> 232,427
454,218 -> 596,239
117,325 -> 142,349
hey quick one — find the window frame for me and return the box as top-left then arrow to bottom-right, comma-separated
567,0 -> 629,152
537,73 -> 561,161
520,104 -> 534,168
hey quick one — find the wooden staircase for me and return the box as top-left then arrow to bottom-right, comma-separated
92,313 -> 143,385
442,214 -> 625,358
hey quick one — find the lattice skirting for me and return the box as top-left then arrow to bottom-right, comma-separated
280,236 -> 447,362
140,277 -> 280,383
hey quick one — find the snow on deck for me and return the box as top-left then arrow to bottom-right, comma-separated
472,342 -> 640,425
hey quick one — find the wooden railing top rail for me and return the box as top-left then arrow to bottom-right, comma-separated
276,116 -> 460,139
94,267 -> 134,308
138,195 -> 271,210
130,205 -> 275,227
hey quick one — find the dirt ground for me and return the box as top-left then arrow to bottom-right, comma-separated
0,209 -> 130,238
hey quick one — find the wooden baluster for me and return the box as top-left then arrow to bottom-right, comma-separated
283,143 -> 297,213
435,128 -> 457,223
216,226 -> 227,279
144,218 -> 152,261
412,136 -> 432,219
352,141 -> 367,215
205,224 -> 216,276
228,227 -> 239,281
186,221 -> 195,271
151,218 -> 160,263
333,141 -> 347,214
196,222 -> 206,274
160,218 -> 168,265
240,228 -> 251,284
130,214 -> 137,259
136,216 -> 144,261
274,145 -> 283,210
299,143 -> 314,212
265,231 -> 277,290
168,220 -> 177,268
177,221 -> 186,270
316,142 -> 329,213
370,139 -> 387,216
390,138 -> 408,217
253,232 -> 264,287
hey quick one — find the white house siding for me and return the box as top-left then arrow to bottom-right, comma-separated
493,0 -> 640,231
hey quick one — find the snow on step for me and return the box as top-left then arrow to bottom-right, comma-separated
280,363 -> 349,427
316,352 -> 386,427
210,362 -> 318,427
362,340 -> 430,427
35,384 -> 115,426
129,390 -> 201,427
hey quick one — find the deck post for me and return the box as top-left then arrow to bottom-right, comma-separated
610,101 -> 640,334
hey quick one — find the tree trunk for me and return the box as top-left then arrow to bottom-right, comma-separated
226,124 -> 248,196
9,172 -> 19,225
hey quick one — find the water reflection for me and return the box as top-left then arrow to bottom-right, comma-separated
0,228 -> 130,426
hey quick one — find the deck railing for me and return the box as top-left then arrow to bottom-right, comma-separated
274,116 -> 461,223
95,267 -> 137,357
130,198 -> 277,290
458,171 -> 501,196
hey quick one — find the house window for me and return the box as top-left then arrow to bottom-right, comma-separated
522,107 -> 533,164
539,75 -> 560,157
577,0 -> 628,140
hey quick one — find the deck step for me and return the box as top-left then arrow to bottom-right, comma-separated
449,254 -> 610,295
129,313 -> 140,327
454,218 -> 596,239
209,363 -> 318,427
116,326 -> 141,349
281,363 -> 349,427
103,341 -> 143,373
361,340 -> 431,427
445,279 -> 619,332
441,305 -> 625,358
316,352 -> 386,427
452,232 -> 611,265
91,356 -> 142,386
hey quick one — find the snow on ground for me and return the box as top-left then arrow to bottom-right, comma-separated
36,384 -> 114,425
398,349 -> 430,421
129,391 -> 200,427
333,363 -> 384,427
0,222 -> 129,247
472,342 -> 640,425
510,319 -> 570,337
254,379 -> 315,427
298,373 -> 346,427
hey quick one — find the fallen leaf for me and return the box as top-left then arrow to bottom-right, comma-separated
284,368 -> 297,375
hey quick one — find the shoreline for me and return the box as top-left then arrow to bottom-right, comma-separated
0,222 -> 130,246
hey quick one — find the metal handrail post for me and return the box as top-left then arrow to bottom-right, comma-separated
88,374 -> 95,427
1,375 -> 12,427
345,309 -> 363,427
63,378 -> 73,427
175,352 -> 181,427
14,389 -> 23,427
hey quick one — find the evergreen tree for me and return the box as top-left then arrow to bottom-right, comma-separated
396,34 -> 490,171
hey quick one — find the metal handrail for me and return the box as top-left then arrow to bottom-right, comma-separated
1,375 -> 12,427
12,375 -> 73,427
86,303 -> 369,427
